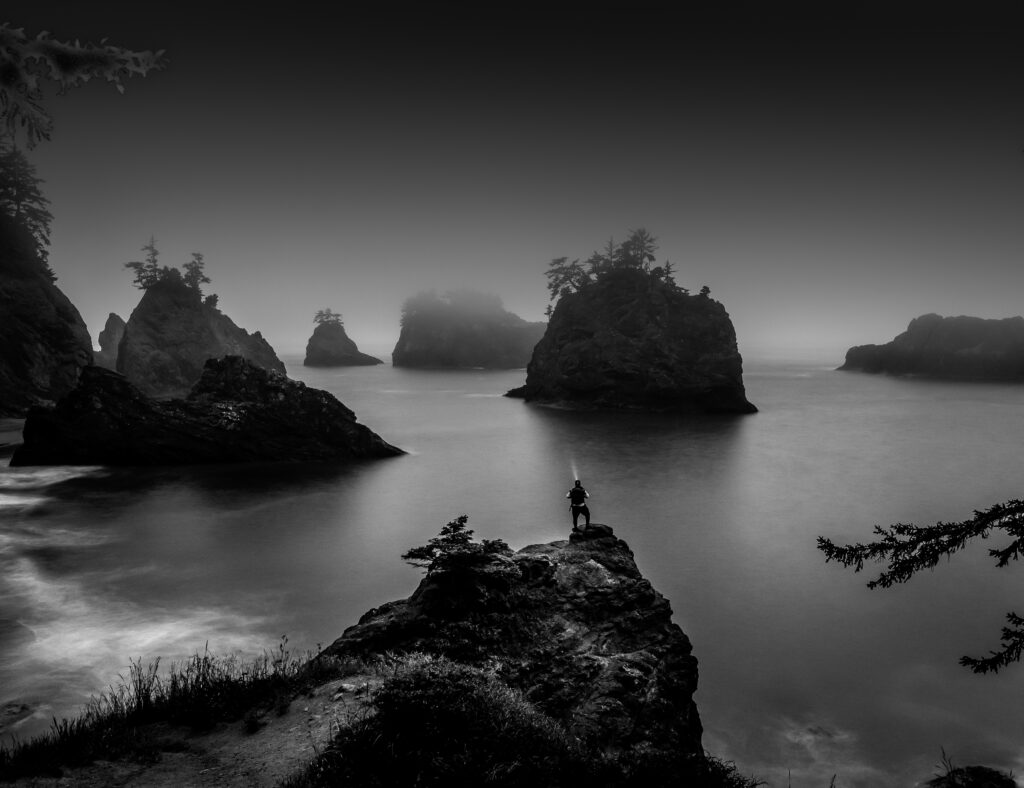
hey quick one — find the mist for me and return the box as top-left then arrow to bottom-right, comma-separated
8,6 -> 1022,363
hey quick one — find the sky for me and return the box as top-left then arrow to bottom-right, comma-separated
7,5 -> 1024,361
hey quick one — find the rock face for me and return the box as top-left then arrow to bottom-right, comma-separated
304,321 -> 382,367
510,267 -> 756,413
392,290 -> 546,368
0,215 -> 93,416
324,523 -> 703,769
93,312 -> 126,370
841,313 -> 1024,380
117,278 -> 286,398
11,356 -> 404,466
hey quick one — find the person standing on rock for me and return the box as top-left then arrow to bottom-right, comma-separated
567,480 -> 590,530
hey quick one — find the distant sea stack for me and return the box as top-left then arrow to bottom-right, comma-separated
117,277 -> 286,398
840,313 -> 1024,380
0,214 -> 93,417
11,356 -> 403,466
304,320 -> 382,367
324,522 -> 704,777
510,266 -> 756,413
93,312 -> 126,370
392,290 -> 546,369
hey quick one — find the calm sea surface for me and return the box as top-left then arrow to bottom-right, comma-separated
2,357 -> 1023,786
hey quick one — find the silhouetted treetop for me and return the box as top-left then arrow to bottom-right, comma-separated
314,308 -> 343,326
0,135 -> 53,277
0,23 -> 166,146
818,499 -> 1024,674
545,228 -> 683,302
124,238 -> 213,297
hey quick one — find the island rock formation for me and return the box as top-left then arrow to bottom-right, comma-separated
0,216 -> 93,417
304,321 -> 382,367
508,267 -> 756,412
93,312 -> 126,370
324,522 -> 703,776
392,290 -> 545,368
840,313 -> 1024,380
117,277 -> 285,398
11,356 -> 403,466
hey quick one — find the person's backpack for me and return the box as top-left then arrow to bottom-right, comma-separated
569,487 -> 587,505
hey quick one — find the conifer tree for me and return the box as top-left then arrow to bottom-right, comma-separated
0,136 -> 53,276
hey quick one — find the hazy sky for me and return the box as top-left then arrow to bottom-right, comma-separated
9,6 -> 1024,360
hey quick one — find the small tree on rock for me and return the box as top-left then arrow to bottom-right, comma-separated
124,236 -> 163,289
182,251 -> 210,293
402,515 -> 510,574
314,308 -> 343,326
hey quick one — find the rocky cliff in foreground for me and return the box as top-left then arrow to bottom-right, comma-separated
840,313 -> 1024,380
304,321 -> 382,366
392,290 -> 546,368
117,277 -> 285,398
323,522 -> 704,777
11,356 -> 403,466
0,216 -> 93,416
509,267 -> 756,413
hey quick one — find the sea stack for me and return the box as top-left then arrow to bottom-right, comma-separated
392,290 -> 546,368
93,312 -> 126,370
304,320 -> 382,367
510,266 -> 756,413
841,313 -> 1024,380
117,276 -> 285,398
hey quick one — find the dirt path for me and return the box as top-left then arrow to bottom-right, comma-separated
14,676 -> 380,788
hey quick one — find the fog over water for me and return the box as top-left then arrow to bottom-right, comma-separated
7,6 -> 1024,360
3,359 -> 1024,786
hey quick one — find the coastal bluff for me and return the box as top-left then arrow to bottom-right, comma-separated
11,356 -> 403,466
323,522 -> 704,776
841,313 -> 1024,380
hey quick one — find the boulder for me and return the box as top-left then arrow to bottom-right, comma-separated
0,215 -> 93,416
10,356 -> 403,466
117,277 -> 285,398
93,312 -> 126,370
840,313 -> 1024,380
509,267 -> 756,413
324,522 -> 703,768
304,321 -> 382,366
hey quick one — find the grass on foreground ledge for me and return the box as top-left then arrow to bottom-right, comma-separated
0,637 -> 364,782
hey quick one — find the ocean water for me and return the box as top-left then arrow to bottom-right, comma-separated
2,357 -> 1023,786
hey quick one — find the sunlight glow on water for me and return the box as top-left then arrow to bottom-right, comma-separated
2,359 -> 1023,786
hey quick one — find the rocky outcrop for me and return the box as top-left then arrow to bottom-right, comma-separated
392,290 -> 546,368
324,522 -> 703,769
840,313 -> 1024,380
11,356 -> 403,466
93,312 -> 126,370
304,321 -> 382,367
0,215 -> 93,416
509,267 -> 756,413
117,277 -> 285,398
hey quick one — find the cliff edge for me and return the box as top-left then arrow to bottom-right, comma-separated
840,313 -> 1024,380
323,522 -> 704,775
